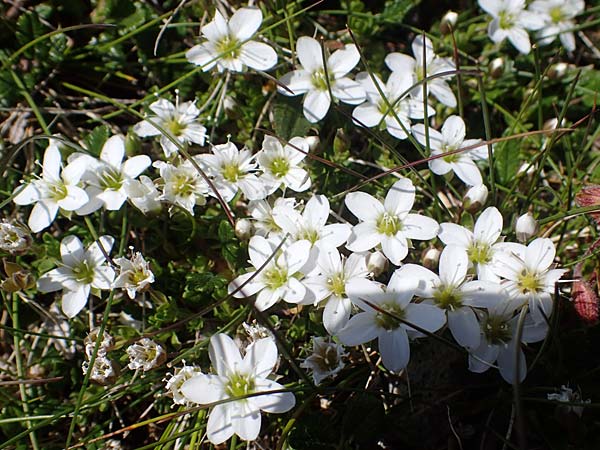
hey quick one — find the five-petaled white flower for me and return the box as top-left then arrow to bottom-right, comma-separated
13,141 -> 89,233
491,237 -> 567,323
185,7 -> 277,73
228,236 -> 311,311
278,36 -> 366,123
300,337 -> 347,385
134,98 -> 207,158
396,245 -> 508,350
529,0 -> 584,52
338,276 -> 446,372
304,248 -> 369,334
385,35 -> 457,107
154,160 -> 209,216
352,71 -> 433,140
247,197 -> 297,238
197,141 -> 266,202
257,136 -> 311,195
412,115 -> 488,186
37,235 -> 115,318
181,333 -> 295,444
478,0 -> 545,54
75,135 -> 152,215
113,251 -> 155,299
345,178 -> 440,265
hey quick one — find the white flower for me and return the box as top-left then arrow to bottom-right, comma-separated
412,115 -> 488,186
338,276 -> 446,372
273,194 -> 351,252
185,7 -> 277,73
37,235 -> 115,318
515,212 -> 538,242
278,36 -> 366,123
181,333 -> 295,444
0,219 -> 32,254
154,160 -> 209,216
438,206 -> 507,281
345,178 -> 440,265
124,175 -> 162,215
134,98 -> 207,158
547,385 -> 590,417
165,364 -> 204,406
113,252 -> 155,299
396,246 -> 508,350
352,71 -> 433,140
478,0 -> 545,54
13,141 -> 89,233
197,141 -> 266,202
126,338 -> 166,371
464,184 -> 489,212
300,337 -> 346,385
247,197 -> 297,238
256,136 -> 311,195
385,35 -> 457,107
468,296 -> 547,383
491,237 -> 567,323
75,136 -> 151,215
530,0 -> 584,52
228,236 -> 311,311
304,248 -> 369,334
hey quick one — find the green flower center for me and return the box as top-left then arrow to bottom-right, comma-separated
468,241 -> 492,265
550,6 -> 564,23
483,315 -> 512,345
327,273 -> 346,297
99,167 -> 123,191
49,182 -> 68,202
517,269 -> 541,294
166,118 -> 186,137
225,372 -> 255,398
72,260 -> 95,284
311,69 -> 334,91
433,285 -> 463,311
298,228 -> 320,244
129,268 -> 148,286
172,174 -> 195,197
374,300 -> 406,331
216,35 -> 242,60
313,346 -> 341,372
376,212 -> 401,236
264,266 -> 288,290
441,144 -> 460,163
498,10 -> 515,29
269,157 -> 290,178
222,163 -> 243,183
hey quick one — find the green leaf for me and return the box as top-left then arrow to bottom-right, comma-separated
272,97 -> 313,141
83,125 -> 110,156
494,140 -> 520,185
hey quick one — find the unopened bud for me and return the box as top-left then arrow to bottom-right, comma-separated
488,57 -> 504,79
223,95 -> 241,119
1,260 -> 35,292
366,251 -> 388,277
333,128 -> 350,154
515,212 -> 538,242
463,184 -> 488,213
548,62 -> 569,80
422,247 -> 441,270
305,135 -> 320,152
235,218 -> 254,240
440,11 -> 458,35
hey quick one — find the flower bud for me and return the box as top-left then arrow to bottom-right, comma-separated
440,11 -> 458,35
515,212 -> 538,242
488,57 -> 504,79
223,95 -> 241,119
547,62 -> 569,80
305,135 -> 320,152
234,218 -> 254,240
463,184 -> 488,213
1,260 -> 35,292
366,251 -> 388,277
422,247 -> 441,270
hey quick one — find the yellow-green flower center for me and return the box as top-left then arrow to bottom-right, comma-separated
166,118 -> 186,137
376,212 -> 401,236
433,285 -> 463,311
216,35 -> 242,60
468,241 -> 492,265
374,300 -> 406,330
549,6 -> 564,23
311,69 -> 334,91
264,266 -> 288,290
517,269 -> 541,294
298,228 -> 320,244
72,260 -> 95,284
49,182 -> 68,202
99,167 -> 124,191
327,273 -> 346,297
269,157 -> 290,178
483,315 -> 512,345
172,174 -> 195,197
222,163 -> 243,183
498,10 -> 515,29
225,372 -> 255,398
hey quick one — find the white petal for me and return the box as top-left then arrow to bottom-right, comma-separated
304,195 -> 330,228
229,7 -> 262,40
524,238 -> 555,273
507,27 -> 532,54
474,207 -> 503,245
281,277 -> 307,304
28,201 -> 58,232
352,104 -> 383,128
320,223 -> 352,249
97,190 -> 127,211
404,303 -> 446,334
346,222 -> 381,252
284,240 -> 312,274
278,70 -> 311,96
394,263 -> 438,298
255,288 -> 281,311
468,343 -> 499,373
87,235 -> 114,266
92,266 -> 115,290
296,36 -> 323,73
13,183 -> 41,205
133,120 -> 160,137
231,403 -> 262,441
181,373 -> 226,404
206,404 -> 234,445
402,214 -> 440,240
441,116 -> 466,148
448,308 -> 480,349
452,157 -> 483,186
42,143 -> 62,181
498,345 -> 527,383
60,235 -> 84,267
412,124 -> 444,150
438,223 -> 473,248
384,178 -> 415,216
345,192 -> 384,221
243,337 -> 277,378
336,312 -> 379,346
439,245 -> 468,287
122,155 -> 151,179
323,296 -> 352,335
380,234 -> 408,265
59,186 -> 89,211
202,10 -> 229,41
303,90 -> 331,123
385,52 -> 416,73
186,43 -> 217,71
240,41 -> 278,71
331,77 -> 366,105
61,285 -> 90,318
429,81 -> 457,107
253,379 -> 296,413
229,272 -> 263,298
378,328 -> 410,372
37,268 -> 69,292
209,333 -> 243,376
100,135 -> 125,168
248,235 -> 275,269
328,44 -> 360,78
